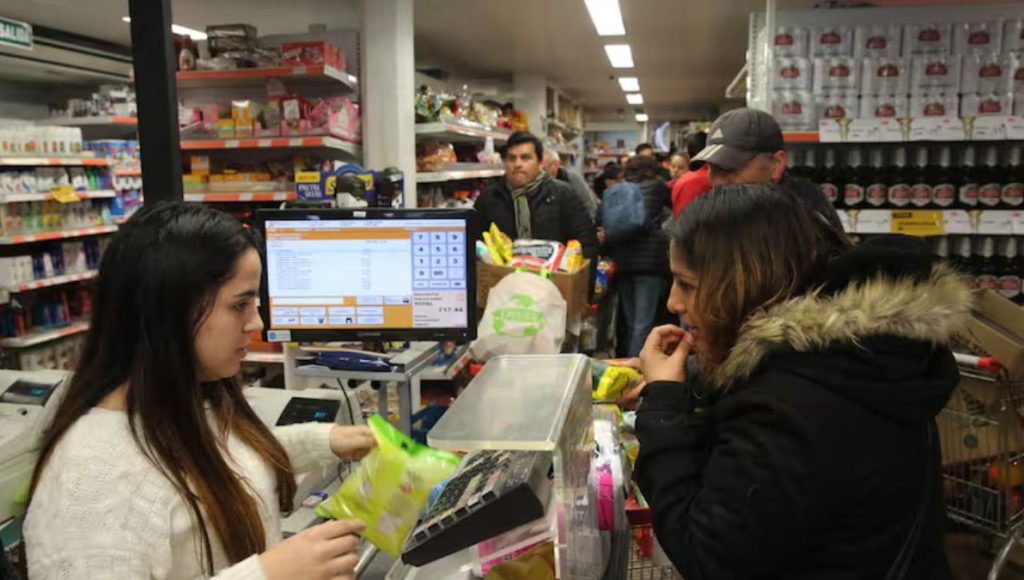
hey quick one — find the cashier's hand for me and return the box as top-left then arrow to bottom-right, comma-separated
260,519 -> 364,580
330,425 -> 376,460
639,325 -> 694,384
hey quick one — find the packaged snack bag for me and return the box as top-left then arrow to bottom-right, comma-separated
315,415 -> 461,556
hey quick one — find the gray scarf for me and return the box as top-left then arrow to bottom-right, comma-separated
507,171 -> 549,239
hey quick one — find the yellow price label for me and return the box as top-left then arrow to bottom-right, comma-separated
891,210 -> 944,237
50,185 -> 81,204
295,171 -> 321,184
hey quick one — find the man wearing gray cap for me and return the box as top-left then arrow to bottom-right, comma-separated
690,108 -> 844,234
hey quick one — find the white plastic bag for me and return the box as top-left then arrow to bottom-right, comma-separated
471,271 -> 567,361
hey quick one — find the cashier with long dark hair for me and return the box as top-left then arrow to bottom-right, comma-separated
24,203 -> 374,579
635,183 -> 969,579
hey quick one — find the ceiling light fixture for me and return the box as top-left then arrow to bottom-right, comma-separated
121,16 -> 208,40
617,77 -> 640,92
635,113 -> 649,122
625,93 -> 644,105
583,0 -> 626,36
604,44 -> 634,68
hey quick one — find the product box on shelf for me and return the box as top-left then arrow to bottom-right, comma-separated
953,21 -> 1003,55
810,25 -> 854,57
773,57 -> 812,90
1010,53 -> 1024,95
0,257 -> 34,287
962,53 -> 1012,94
911,55 -> 963,92
477,260 -> 591,319
813,57 -> 861,94
773,90 -> 817,130
206,24 -> 258,56
1005,19 -> 1024,53
1016,93 -> 1024,116
963,290 -> 1024,382
817,91 -> 859,121
280,95 -> 314,136
256,99 -> 282,138
232,101 -> 255,139
854,24 -> 902,58
910,92 -> 960,118
904,23 -> 953,55
861,58 -> 910,96
860,94 -> 910,119
281,41 -> 345,70
962,92 -> 1014,117
774,26 -> 808,57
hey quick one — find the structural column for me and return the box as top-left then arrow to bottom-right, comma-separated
362,0 -> 417,208
513,73 -> 547,139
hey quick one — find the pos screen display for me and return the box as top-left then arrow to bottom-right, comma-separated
257,208 -> 478,343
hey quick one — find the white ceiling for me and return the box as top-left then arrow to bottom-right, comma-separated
4,0 -> 1017,123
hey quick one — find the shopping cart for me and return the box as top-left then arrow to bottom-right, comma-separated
626,498 -> 683,580
939,366 -> 1024,580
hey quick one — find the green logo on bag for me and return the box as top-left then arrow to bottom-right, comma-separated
492,294 -> 545,337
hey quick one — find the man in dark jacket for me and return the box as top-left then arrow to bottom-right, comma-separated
690,108 -> 845,235
475,131 -> 597,262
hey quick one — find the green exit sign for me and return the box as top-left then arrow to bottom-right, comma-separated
0,17 -> 32,50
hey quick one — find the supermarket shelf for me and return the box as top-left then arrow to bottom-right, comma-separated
415,121 -> 512,143
185,191 -> 297,203
838,209 -> 1024,237
419,346 -> 471,381
1,190 -> 116,203
417,167 -> 504,183
177,65 -> 358,92
0,156 -> 107,167
115,168 -> 141,176
0,319 -> 89,349
46,116 -> 138,127
783,132 -> 820,143
180,135 -> 362,158
244,351 -> 285,364
5,270 -> 98,293
0,224 -> 118,245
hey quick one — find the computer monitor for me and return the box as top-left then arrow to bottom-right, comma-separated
257,208 -> 478,343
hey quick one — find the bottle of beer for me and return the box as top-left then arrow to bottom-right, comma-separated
1002,144 -> 1024,209
820,149 -> 839,207
910,146 -> 933,208
865,148 -> 888,209
844,148 -> 866,209
802,148 -> 818,185
959,146 -> 979,209
997,237 -> 1022,303
975,236 -> 999,292
952,236 -> 978,290
978,146 -> 1002,209
932,146 -> 957,209
934,236 -> 950,263
887,147 -> 911,209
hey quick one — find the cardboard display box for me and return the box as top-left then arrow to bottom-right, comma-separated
961,290 -> 1024,381
477,260 -> 591,320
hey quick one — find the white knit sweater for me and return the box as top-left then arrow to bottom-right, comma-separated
24,407 -> 337,579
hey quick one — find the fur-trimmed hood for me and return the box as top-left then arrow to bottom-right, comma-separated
710,262 -> 972,388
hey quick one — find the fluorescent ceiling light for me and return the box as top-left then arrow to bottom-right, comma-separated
121,16 -> 208,40
635,113 -> 649,122
626,93 -> 644,105
584,0 -> 626,36
618,77 -> 640,92
604,44 -> 634,68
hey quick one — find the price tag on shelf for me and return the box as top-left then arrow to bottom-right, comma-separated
969,116 -> 1008,141
977,210 -> 1014,235
818,119 -> 842,143
856,210 -> 892,234
942,210 -> 974,234
845,120 -> 881,143
909,117 -> 966,141
891,210 -> 943,237
49,185 -> 80,203
1005,116 -> 1024,140
877,118 -> 906,142
836,210 -> 853,234
1013,211 -> 1024,235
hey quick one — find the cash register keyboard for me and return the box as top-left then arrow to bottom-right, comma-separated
401,449 -> 552,566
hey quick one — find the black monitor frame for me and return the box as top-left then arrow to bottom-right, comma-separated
256,207 -> 479,343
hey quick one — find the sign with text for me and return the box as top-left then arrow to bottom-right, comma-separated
0,17 -> 32,51
891,210 -> 943,237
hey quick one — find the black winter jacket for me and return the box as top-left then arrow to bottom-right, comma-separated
604,179 -> 672,276
636,236 -> 971,580
474,177 -> 598,263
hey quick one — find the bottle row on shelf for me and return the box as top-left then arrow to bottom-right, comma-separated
0,286 -> 92,343
0,238 -> 108,291
934,235 -> 1024,304
1,199 -> 128,238
2,331 -> 86,372
798,143 -> 1023,210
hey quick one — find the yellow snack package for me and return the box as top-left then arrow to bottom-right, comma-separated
489,223 -> 513,263
315,415 -> 461,556
482,232 -> 506,265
